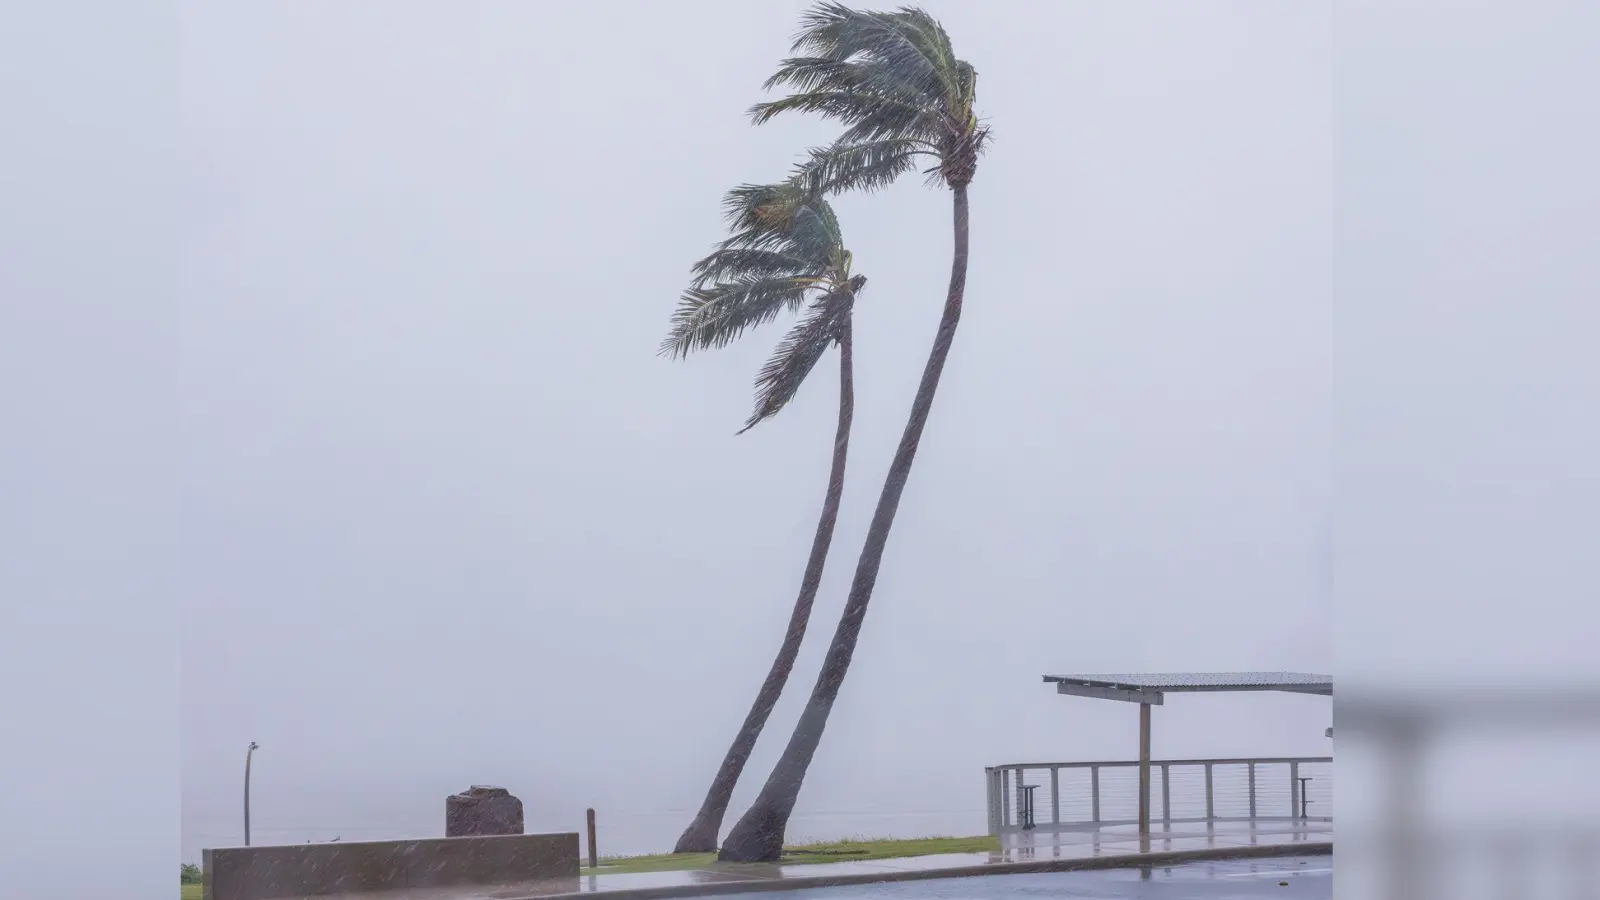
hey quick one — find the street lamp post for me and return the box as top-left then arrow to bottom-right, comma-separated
244,742 -> 260,846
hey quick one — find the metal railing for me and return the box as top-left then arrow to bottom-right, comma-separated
985,757 -> 1333,834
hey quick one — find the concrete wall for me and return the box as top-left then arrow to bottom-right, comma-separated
202,832 -> 579,900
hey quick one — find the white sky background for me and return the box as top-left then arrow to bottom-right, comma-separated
1332,5 -> 1600,896
179,0 -> 1333,859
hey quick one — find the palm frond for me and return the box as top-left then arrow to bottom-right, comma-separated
660,277 -> 814,359
829,99 -> 943,144
738,287 -> 854,433
952,58 -> 978,117
785,199 -> 846,266
716,181 -> 845,269
789,3 -> 948,97
973,123 -> 994,156
690,247 -> 818,288
883,8 -> 960,101
761,56 -> 930,105
720,181 -> 811,231
794,136 -> 931,196
749,89 -> 932,133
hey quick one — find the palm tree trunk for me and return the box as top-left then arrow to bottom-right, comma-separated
672,317 -> 856,853
718,185 -> 971,862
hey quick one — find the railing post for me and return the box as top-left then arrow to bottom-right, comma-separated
985,768 -> 998,832
1001,767 -> 1012,829
980,756 -> 1328,832
1090,765 -> 1101,823
1248,762 -> 1258,819
985,768 -> 997,835
1049,766 -> 1060,825
1289,761 -> 1300,818
1160,763 -> 1171,824
1014,768 -> 1024,829
1204,763 -> 1214,820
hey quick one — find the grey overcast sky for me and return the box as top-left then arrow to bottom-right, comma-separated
178,0 -> 1333,859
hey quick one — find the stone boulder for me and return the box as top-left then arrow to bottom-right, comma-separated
445,785 -> 524,837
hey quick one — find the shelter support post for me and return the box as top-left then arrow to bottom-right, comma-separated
1138,701 -> 1152,834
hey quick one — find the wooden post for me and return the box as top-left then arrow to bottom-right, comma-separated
1138,703 -> 1152,835
585,808 -> 597,869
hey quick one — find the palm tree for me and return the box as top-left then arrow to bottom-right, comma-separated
662,179 -> 868,852
717,3 -> 988,862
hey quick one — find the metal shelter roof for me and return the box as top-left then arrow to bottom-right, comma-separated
1043,671 -> 1333,704
1039,671 -> 1333,833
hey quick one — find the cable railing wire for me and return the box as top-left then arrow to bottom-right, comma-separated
985,756 -> 1332,833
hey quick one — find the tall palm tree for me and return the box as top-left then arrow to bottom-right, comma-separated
718,3 -> 988,862
662,179 -> 868,852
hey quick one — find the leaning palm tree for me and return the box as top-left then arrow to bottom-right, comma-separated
717,3 -> 989,862
662,179 -> 867,852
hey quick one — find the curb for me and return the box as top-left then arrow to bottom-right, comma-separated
522,841 -> 1333,899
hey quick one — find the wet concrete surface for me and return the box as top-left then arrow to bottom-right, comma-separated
265,822 -> 1331,898
708,856 -> 1331,899
538,821 -> 1333,896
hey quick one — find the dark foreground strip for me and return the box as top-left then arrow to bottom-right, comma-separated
518,842 -> 1334,900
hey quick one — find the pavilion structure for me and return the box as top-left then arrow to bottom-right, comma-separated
1043,671 -> 1333,834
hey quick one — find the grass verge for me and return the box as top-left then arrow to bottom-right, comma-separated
580,834 -> 999,875
179,835 -> 1002,895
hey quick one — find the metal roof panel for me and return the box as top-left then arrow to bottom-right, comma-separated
1043,671 -> 1332,694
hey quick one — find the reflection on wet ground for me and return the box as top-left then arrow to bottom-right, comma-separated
714,855 -> 1331,899
272,820 -> 1329,898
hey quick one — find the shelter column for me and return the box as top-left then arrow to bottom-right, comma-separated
1138,702 -> 1152,834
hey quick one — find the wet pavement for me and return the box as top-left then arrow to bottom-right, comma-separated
542,820 -> 1333,897
711,856 -> 1331,898
264,821 -> 1331,899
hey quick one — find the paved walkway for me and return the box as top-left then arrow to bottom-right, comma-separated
281,820 -> 1330,899
708,855 -> 1332,899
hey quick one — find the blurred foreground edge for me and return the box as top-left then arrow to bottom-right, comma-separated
1337,685 -> 1600,900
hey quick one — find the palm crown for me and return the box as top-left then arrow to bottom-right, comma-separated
661,180 -> 864,433
752,2 -> 990,195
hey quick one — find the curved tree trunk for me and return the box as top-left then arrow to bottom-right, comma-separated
672,317 -> 856,853
718,185 -> 971,862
